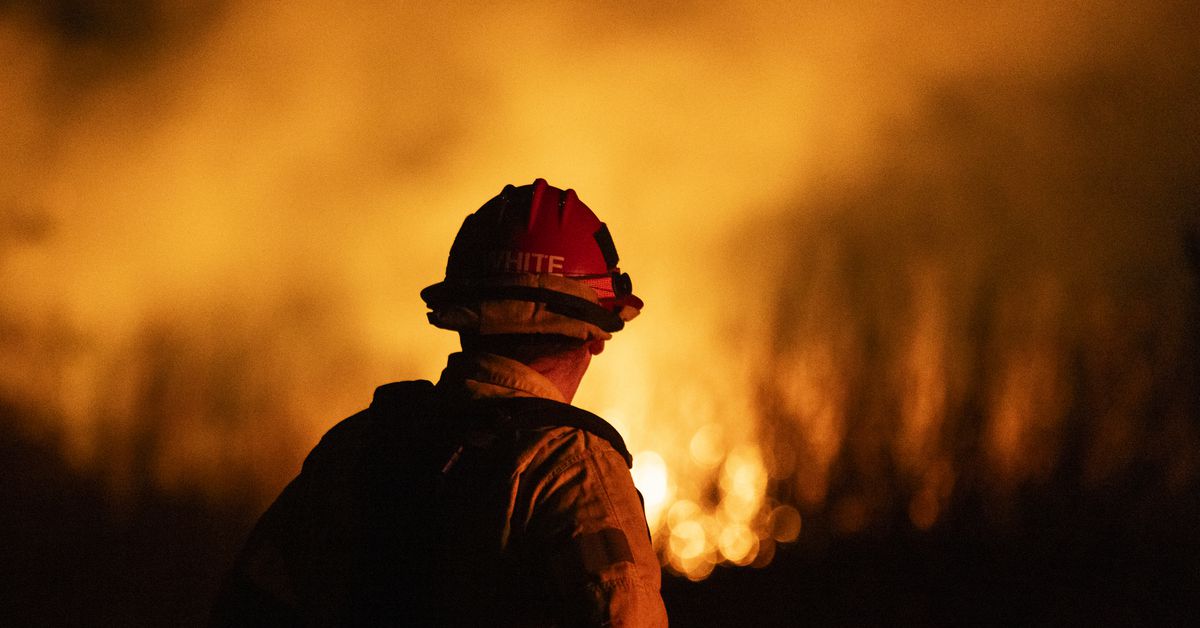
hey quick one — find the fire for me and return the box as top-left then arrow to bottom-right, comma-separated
2,0 -> 1199,586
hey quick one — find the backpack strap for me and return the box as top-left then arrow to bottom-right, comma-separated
370,380 -> 437,414
368,383 -> 633,469
478,397 -> 633,468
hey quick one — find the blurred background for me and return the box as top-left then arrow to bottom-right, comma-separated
2,0 -> 1198,625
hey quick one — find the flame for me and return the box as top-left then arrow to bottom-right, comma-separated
2,0 -> 1199,584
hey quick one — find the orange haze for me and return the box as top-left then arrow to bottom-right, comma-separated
2,0 -> 1198,579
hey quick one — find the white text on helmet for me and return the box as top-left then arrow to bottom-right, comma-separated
490,250 -> 565,274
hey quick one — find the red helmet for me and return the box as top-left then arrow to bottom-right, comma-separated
421,179 -> 643,339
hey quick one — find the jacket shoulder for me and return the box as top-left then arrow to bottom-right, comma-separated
302,380 -> 436,470
479,397 -> 633,468
370,379 -> 436,410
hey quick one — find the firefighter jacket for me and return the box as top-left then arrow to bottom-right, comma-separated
213,351 -> 668,627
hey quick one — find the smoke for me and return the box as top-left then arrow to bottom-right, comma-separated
753,28 -> 1200,543
2,0 -> 1198,582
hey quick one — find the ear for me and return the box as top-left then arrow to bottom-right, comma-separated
586,339 -> 606,356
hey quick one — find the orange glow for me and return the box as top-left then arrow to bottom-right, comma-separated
2,0 -> 1198,585
717,524 -> 758,566
768,505 -> 803,543
688,424 -> 725,469
631,450 -> 671,532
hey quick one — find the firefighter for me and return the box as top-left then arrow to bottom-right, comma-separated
213,179 -> 668,626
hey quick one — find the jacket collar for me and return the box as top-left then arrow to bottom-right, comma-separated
435,351 -> 566,403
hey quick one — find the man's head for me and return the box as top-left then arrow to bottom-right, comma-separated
422,179 -> 640,401
421,179 -> 642,342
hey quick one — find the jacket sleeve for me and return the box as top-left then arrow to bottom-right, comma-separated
210,478 -> 307,626
211,410 -> 372,627
527,437 -> 669,627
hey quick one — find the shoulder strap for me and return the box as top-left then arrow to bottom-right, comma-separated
477,397 -> 634,468
367,383 -> 633,469
370,380 -> 437,414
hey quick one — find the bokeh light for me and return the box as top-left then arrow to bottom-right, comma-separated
2,0 -> 1199,623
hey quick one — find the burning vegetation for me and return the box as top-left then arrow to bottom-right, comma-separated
2,0 -> 1198,624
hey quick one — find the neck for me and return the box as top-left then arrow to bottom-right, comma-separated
526,350 -> 590,403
